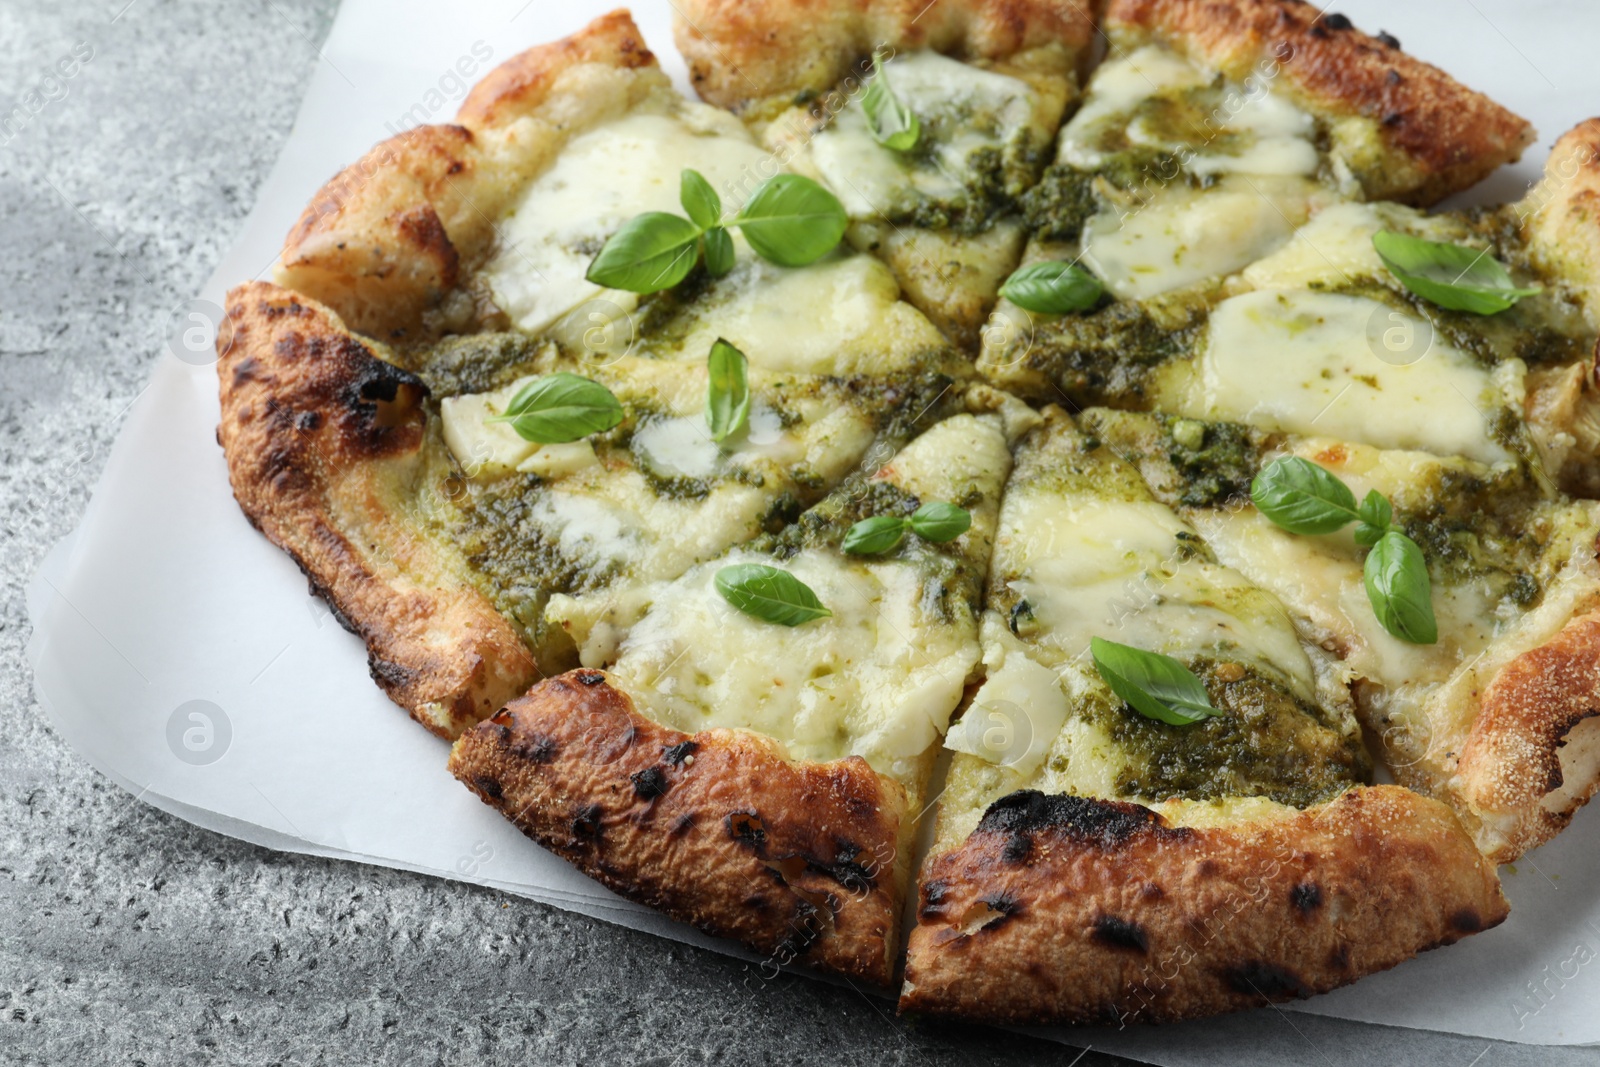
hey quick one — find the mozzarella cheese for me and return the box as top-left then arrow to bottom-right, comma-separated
809,50 -> 1039,218
943,618 -> 1070,776
440,378 -> 601,482
1059,44 -> 1317,177
639,249 -> 949,374
1159,289 -> 1519,465
483,107 -> 770,336
1081,175 -> 1319,299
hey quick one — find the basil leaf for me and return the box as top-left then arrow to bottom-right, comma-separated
705,338 -> 750,443
1354,490 -> 1393,546
586,212 -> 703,293
843,515 -> 908,555
488,372 -> 624,444
909,501 -> 971,543
733,174 -> 848,267
1250,456 -> 1360,535
999,261 -> 1103,315
680,168 -> 722,230
1364,531 -> 1438,644
861,52 -> 920,152
702,225 -> 735,278
1372,230 -> 1541,315
715,563 -> 831,626
1090,637 -> 1220,727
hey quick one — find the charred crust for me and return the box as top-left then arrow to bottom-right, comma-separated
976,790 -> 1186,849
662,740 -> 698,764
1091,915 -> 1149,953
1450,907 -> 1483,934
1221,962 -> 1312,1000
448,673 -> 905,984
1289,882 -> 1323,914
470,774 -> 503,800
1000,833 -> 1033,865
630,766 -> 670,800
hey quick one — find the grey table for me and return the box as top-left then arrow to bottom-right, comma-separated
2,2 -> 1596,1064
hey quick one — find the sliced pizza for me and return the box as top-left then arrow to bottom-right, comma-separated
674,0 -> 1095,348
902,407 -> 1507,1022
1084,405 -> 1600,862
449,396 -> 1022,982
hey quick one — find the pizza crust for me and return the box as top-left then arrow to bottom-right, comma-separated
672,0 -> 1096,113
1103,0 -> 1534,205
900,785 -> 1507,1024
217,281 -> 538,738
1524,119 -> 1600,325
276,10 -> 668,341
448,668 -> 908,985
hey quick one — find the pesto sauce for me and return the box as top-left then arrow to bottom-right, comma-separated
1160,415 -> 1264,508
1082,659 -> 1371,809
1022,296 -> 1209,408
390,331 -> 548,398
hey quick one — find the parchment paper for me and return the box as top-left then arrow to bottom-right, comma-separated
25,0 -> 1600,1053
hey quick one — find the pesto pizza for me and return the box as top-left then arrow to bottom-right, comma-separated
214,0 -> 1600,1026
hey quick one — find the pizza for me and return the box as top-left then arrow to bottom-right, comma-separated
214,0 -> 1600,1024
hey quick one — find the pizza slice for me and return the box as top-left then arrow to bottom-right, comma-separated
673,0 -> 1095,349
1084,405 -> 1600,863
981,0 -> 1539,396
449,394 -> 1025,982
901,408 -> 1507,1022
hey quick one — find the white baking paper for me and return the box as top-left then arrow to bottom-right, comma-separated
25,0 -> 1600,1052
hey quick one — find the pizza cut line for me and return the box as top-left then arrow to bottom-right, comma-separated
213,0 -> 1600,1024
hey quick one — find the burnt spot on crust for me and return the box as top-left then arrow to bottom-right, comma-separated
662,740 -> 698,765
919,879 -> 949,921
571,803 -> 603,840
573,669 -> 607,687
1000,832 -> 1033,866
669,812 -> 696,837
471,774 -> 503,800
1320,12 -> 1352,31
1376,30 -> 1402,50
974,893 -> 1021,933
510,731 -> 558,764
1222,962 -> 1313,1000
727,811 -> 767,850
1290,882 -> 1324,914
1328,943 -> 1352,970
1548,709 -> 1600,792
1451,907 -> 1484,933
810,845 -> 875,894
977,790 -> 1188,849
630,766 -> 670,800
391,203 -> 460,288
1091,915 -> 1149,954
368,654 -> 420,692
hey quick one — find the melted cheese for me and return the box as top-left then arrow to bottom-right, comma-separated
642,249 -> 949,374
1059,44 -> 1317,177
440,379 -> 600,482
998,491 -> 1317,700
1081,175 -> 1318,299
612,548 -> 976,782
944,618 -> 1069,776
484,108 -> 770,335
810,50 -> 1039,217
1239,201 -> 1467,292
1161,289 -> 1519,464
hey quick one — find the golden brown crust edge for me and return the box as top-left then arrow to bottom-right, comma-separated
1524,119 -> 1600,325
447,668 -> 908,985
217,281 -> 538,739
1455,607 -> 1600,863
276,10 -> 664,341
672,0 -> 1097,112
900,786 -> 1507,1025
1105,0 -> 1534,206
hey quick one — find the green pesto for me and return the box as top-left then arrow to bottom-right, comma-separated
392,331 -> 547,397
759,475 -> 983,626
1083,657 -> 1371,809
883,135 -> 1043,234
1160,415 -> 1264,508
1021,295 -> 1209,408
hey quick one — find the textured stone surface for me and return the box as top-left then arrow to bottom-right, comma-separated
1,2 -> 1597,1065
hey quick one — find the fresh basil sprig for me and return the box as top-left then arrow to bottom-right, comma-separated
860,51 -> 920,152
487,372 -> 624,444
1372,230 -> 1541,315
1250,455 -> 1437,645
706,338 -> 750,443
999,261 -> 1103,315
714,563 -> 831,626
586,170 -> 846,293
842,501 -> 972,555
1089,637 -> 1221,727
